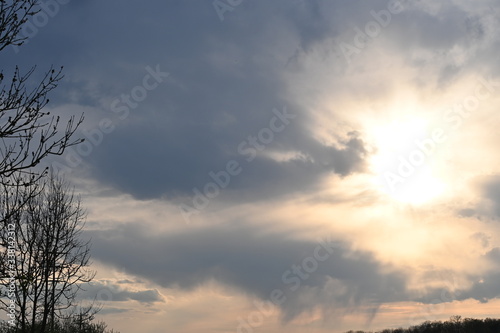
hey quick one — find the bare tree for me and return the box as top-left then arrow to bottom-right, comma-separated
0,1 -> 38,52
0,0 -> 84,187
0,173 -> 95,333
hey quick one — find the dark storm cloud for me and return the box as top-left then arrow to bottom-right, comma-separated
5,0 -> 487,202
88,118 -> 366,200
25,0 -> 369,200
86,223 -> 408,321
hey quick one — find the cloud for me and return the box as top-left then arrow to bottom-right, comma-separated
481,175 -> 500,218
416,248 -> 500,304
460,175 -> 500,220
97,307 -> 130,315
457,248 -> 500,303
2,0 -> 374,202
15,0 -> 495,205
471,232 -> 491,248
80,280 -> 164,304
85,219 -> 500,320
86,222 -> 408,321
87,119 -> 367,202
4,1 -> 500,331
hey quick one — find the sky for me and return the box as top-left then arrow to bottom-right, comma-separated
2,0 -> 500,332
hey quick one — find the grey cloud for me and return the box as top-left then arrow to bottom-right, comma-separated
463,175 -> 500,220
5,0 -> 373,201
458,208 -> 476,218
415,248 -> 500,305
482,175 -> 500,218
79,280 -> 164,304
13,0 -> 492,203
86,223 -> 407,322
458,248 -> 500,303
4,0 -> 500,329
87,119 -> 367,200
471,232 -> 491,249
357,1 -> 492,87
86,222 -> 500,320
398,7 -> 473,50
97,307 -> 130,315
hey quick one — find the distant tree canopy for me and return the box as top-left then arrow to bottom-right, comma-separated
345,316 -> 500,333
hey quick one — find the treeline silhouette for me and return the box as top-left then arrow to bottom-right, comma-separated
345,316 -> 500,333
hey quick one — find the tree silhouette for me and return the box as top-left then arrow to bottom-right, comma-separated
0,0 -> 84,189
0,3 -> 120,332
0,173 -> 96,333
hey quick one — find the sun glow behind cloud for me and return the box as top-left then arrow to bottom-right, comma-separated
18,1 -> 500,332
366,109 -> 448,205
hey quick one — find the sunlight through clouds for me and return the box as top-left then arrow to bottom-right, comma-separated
3,0 -> 500,332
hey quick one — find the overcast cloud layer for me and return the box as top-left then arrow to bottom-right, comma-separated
3,1 -> 500,332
